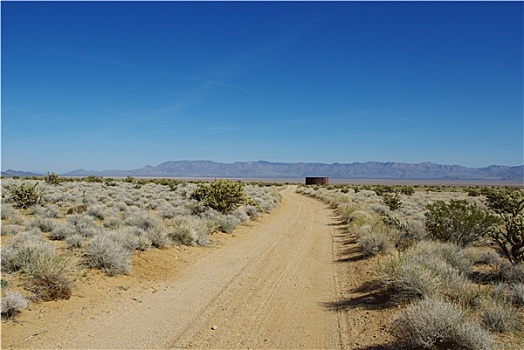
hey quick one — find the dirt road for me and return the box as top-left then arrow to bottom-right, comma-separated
4,186 -> 355,349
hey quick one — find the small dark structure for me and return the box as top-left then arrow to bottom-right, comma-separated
305,177 -> 329,185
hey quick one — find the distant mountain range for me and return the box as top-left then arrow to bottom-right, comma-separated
1,169 -> 42,177
4,160 -> 521,183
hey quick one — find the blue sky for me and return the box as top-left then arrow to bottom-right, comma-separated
2,1 -> 523,173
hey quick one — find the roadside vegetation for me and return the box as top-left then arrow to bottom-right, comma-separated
1,176 -> 282,319
297,183 -> 524,349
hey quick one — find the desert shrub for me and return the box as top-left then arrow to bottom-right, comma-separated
158,204 -> 178,219
358,221 -> 399,256
378,241 -> 474,305
487,195 -> 524,264
3,237 -> 73,300
1,246 -> 20,273
371,203 -> 390,216
30,205 -> 61,218
166,217 -> 209,245
1,203 -> 15,220
65,234 -> 84,249
382,192 -> 402,211
463,247 -> 503,266
337,203 -> 359,224
86,205 -> 107,220
66,204 -> 88,215
373,185 -> 395,196
146,230 -> 171,249
135,235 -> 153,251
486,189 -> 523,214
244,205 -> 259,220
498,263 -> 524,283
218,214 -> 241,234
191,179 -> 248,214
83,175 -> 104,183
383,216 -> 428,250
479,299 -> 521,333
29,217 -> 56,233
50,222 -> 76,240
347,210 -> 373,230
505,283 -> 524,307
114,202 -> 128,212
24,253 -> 73,301
9,182 -> 44,208
103,216 -> 121,229
1,292 -> 28,320
1,224 -> 24,236
44,172 -> 61,186
425,200 -> 499,247
124,213 -> 161,232
390,298 -> 493,350
400,186 -> 415,196
85,235 -> 132,276
14,239 -> 55,272
231,207 -> 250,223
68,214 -> 99,237
105,229 -> 140,251
379,254 -> 439,303
414,240 -> 472,274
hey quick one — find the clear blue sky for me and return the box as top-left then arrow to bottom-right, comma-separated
2,1 -> 523,173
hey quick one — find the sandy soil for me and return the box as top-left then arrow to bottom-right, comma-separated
2,186 -> 394,349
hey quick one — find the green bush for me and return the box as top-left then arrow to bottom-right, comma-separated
488,195 -> 524,264
382,192 -> 402,211
9,182 -> 43,208
485,189 -> 523,214
44,172 -> 61,186
425,200 -> 499,247
191,179 -> 249,214
400,186 -> 415,196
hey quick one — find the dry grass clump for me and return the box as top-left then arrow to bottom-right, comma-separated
357,220 -> 399,257
65,234 -> 84,249
85,234 -> 132,276
50,221 -> 76,240
378,240 -> 476,305
2,234 -> 73,301
167,217 -> 206,245
68,214 -> 100,237
219,215 -> 242,234
24,253 -> 73,301
391,298 -> 493,350
1,292 -> 29,320
478,298 -> 521,333
29,217 -> 56,233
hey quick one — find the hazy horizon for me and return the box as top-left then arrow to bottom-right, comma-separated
2,2 -> 523,173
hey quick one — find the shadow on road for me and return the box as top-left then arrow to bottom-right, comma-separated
322,280 -> 393,312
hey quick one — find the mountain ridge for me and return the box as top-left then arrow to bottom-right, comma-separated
3,161 -> 523,182
2,160 -> 519,182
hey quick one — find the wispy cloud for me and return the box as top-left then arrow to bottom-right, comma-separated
190,77 -> 253,93
240,29 -> 250,39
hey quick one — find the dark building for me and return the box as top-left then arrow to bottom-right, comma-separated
305,177 -> 329,185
